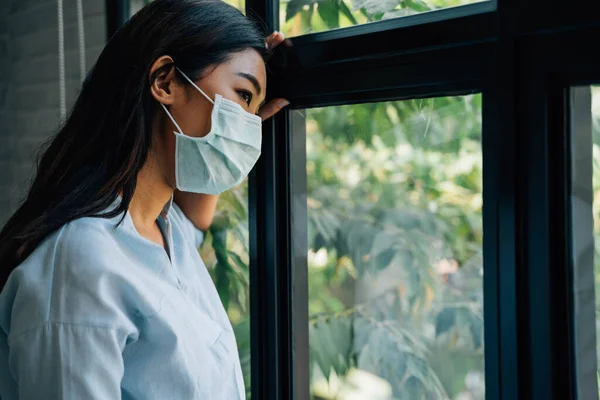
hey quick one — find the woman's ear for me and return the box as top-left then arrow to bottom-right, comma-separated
149,55 -> 180,106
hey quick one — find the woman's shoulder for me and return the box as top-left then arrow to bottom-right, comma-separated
0,215 -> 140,338
20,214 -> 126,273
57,214 -> 125,257
14,214 -> 119,278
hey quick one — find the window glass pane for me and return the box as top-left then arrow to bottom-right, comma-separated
571,86 -> 600,399
281,0 -> 487,37
297,95 -> 484,398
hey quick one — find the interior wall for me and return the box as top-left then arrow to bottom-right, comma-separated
0,0 -> 106,226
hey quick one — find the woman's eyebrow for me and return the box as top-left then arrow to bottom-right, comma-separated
236,72 -> 262,95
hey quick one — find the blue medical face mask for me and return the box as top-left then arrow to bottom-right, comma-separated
160,67 -> 262,195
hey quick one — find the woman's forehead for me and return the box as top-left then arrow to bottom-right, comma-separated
224,50 -> 265,75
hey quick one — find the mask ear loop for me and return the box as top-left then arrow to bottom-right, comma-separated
159,65 -> 215,134
175,67 -> 215,105
160,103 -> 185,134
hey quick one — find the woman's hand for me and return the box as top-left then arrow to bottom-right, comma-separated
257,31 -> 290,121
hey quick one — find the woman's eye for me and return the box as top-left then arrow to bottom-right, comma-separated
238,90 -> 253,106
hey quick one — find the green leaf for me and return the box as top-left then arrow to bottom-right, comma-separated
309,208 -> 340,248
352,314 -> 372,351
404,0 -> 432,12
233,319 -> 250,346
235,276 -> 248,312
317,0 -> 340,28
352,317 -> 448,398
455,306 -> 472,327
374,248 -> 396,270
228,250 -> 250,285
309,314 -> 356,378
309,321 -> 332,378
435,308 -> 455,337
337,1 -> 358,24
352,0 -> 399,15
211,212 -> 230,231
216,269 -> 230,310
342,219 -> 378,275
370,231 -> 397,270
219,189 -> 248,220
382,8 -> 417,19
232,319 -> 252,398
327,315 -> 353,374
469,311 -> 484,349
286,0 -> 314,21
211,228 -> 231,309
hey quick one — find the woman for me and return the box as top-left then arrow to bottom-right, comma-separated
0,0 -> 288,398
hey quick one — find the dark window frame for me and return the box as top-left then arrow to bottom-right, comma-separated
107,0 -> 600,398
105,0 -> 130,41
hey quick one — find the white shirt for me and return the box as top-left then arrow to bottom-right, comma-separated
0,198 -> 245,399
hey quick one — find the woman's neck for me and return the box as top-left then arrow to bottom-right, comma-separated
128,155 -> 173,233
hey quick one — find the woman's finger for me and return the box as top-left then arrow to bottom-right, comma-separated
260,33 -> 290,121
258,98 -> 290,121
266,31 -> 285,51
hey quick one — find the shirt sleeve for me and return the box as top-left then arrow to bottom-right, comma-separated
8,322 -> 126,400
170,202 -> 205,249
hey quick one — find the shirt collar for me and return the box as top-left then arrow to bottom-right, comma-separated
112,194 -> 174,228
160,195 -> 174,219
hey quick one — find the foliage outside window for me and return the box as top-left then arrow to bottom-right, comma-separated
281,0 -> 485,37
579,86 -> 600,396
592,87 -> 600,389
302,95 -> 483,400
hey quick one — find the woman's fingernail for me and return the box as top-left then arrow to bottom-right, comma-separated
277,100 -> 290,108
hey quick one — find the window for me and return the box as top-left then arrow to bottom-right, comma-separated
280,0 -> 489,37
101,0 -> 600,399
294,95 -> 484,398
571,85 -> 600,399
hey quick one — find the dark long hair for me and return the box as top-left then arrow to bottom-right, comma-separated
0,0 -> 267,290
